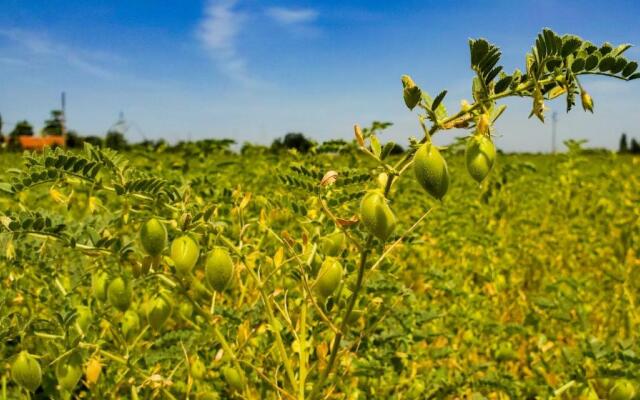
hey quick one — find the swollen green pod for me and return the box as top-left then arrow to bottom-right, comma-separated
315,258 -> 343,298
205,247 -> 234,292
359,190 -> 397,241
92,271 -> 109,302
108,277 -> 132,312
465,134 -> 496,183
170,235 -> 200,275
414,142 -> 449,200
122,309 -> 141,342
11,351 -> 42,392
222,366 -> 245,392
609,380 -> 637,400
56,353 -> 83,393
146,296 -> 172,331
319,231 -> 346,257
190,357 -> 207,380
75,306 -> 92,334
140,218 -> 167,257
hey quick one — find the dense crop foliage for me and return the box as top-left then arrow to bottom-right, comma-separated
1,30 -> 639,399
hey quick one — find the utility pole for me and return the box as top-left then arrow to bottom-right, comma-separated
551,111 -> 558,153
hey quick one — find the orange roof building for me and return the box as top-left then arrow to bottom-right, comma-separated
17,135 -> 66,150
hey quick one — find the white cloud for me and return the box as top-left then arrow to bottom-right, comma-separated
197,0 -> 258,86
0,28 -> 117,79
265,7 -> 318,25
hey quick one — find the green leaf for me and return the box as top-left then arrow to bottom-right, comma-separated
0,183 -> 14,194
585,54 -> 599,70
599,42 -> 613,55
571,58 -> 585,73
622,61 -> 638,77
561,36 -> 582,58
612,43 -> 632,56
470,39 -> 489,66
610,58 -> 627,74
582,42 -> 598,54
380,142 -> 396,160
431,90 -> 447,112
403,86 -> 421,110
598,55 -> 616,72
370,135 -> 381,158
491,105 -> 507,122
485,66 -> 503,84
494,75 -> 512,94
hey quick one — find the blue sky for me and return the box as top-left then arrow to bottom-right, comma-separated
1,0 -> 639,151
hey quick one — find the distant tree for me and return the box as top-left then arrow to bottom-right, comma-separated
388,143 -> 405,155
631,138 -> 640,154
270,138 -> 284,153
7,120 -> 34,150
0,114 -> 4,143
105,130 -> 128,150
42,110 -> 64,136
241,142 -> 269,155
273,132 -> 314,153
83,136 -> 104,147
10,120 -> 34,138
619,133 -> 629,153
65,130 -> 83,148
195,139 -> 235,153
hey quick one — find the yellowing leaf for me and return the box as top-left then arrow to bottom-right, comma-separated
273,247 -> 284,268
239,192 -> 252,210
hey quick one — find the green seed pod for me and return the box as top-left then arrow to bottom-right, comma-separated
414,142 -> 449,200
146,296 -> 172,331
11,351 -> 42,392
401,75 -> 421,110
316,258 -> 343,298
222,366 -> 245,392
170,235 -> 200,275
205,247 -> 234,292
197,392 -> 220,400
465,134 -> 496,183
122,309 -> 141,342
179,302 -> 194,320
190,357 -> 207,380
359,190 -> 397,241
92,272 -> 109,302
75,306 -> 92,334
140,218 -> 167,257
107,277 -> 132,312
609,380 -> 637,400
319,231 -> 346,257
56,353 -> 83,393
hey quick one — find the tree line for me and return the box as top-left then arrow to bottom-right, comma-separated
618,133 -> 640,154
1,112 -> 635,155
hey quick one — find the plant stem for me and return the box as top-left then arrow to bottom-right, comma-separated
309,235 -> 374,400
299,298 -> 307,400
219,235 -> 298,390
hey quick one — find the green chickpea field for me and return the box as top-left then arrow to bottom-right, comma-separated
1,28 -> 640,399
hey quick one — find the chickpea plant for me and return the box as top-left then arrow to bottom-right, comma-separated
1,29 -> 639,399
